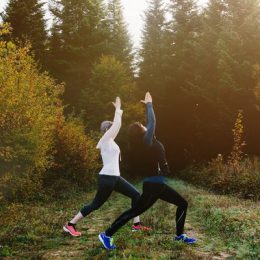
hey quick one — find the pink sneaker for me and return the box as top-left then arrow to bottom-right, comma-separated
63,223 -> 82,237
132,224 -> 152,232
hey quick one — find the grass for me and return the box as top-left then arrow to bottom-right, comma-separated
0,179 -> 259,259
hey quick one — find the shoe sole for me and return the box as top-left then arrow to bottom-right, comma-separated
175,239 -> 197,244
63,226 -> 81,237
186,241 -> 197,244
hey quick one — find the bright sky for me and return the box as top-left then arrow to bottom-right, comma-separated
0,0 -> 208,48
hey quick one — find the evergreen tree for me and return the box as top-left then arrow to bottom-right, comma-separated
198,0 -> 233,98
167,0 -> 201,93
3,0 -> 47,62
49,0 -> 109,108
193,0 -> 260,159
138,0 -> 168,95
155,0 -> 202,164
106,0 -> 133,73
198,0 -> 260,106
47,22 -> 63,80
224,0 -> 260,92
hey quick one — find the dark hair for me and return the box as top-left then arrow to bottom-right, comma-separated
127,123 -> 148,176
128,122 -> 146,146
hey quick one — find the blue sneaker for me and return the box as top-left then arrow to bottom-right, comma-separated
98,232 -> 116,250
175,234 -> 197,244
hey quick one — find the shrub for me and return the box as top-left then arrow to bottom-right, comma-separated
0,24 -> 63,202
45,116 -> 100,194
0,24 -> 100,202
179,111 -> 260,200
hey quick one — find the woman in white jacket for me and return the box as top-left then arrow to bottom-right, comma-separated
63,97 -> 150,236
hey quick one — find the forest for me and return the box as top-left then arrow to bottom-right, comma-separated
0,0 -> 259,258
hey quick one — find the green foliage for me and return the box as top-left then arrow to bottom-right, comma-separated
81,55 -> 142,129
0,24 -> 63,201
187,181 -> 260,259
48,0 -> 135,109
0,245 -> 13,257
228,110 -> 246,167
45,116 -> 100,193
0,24 -> 100,202
181,156 -> 260,200
138,0 -> 260,171
167,0 -> 201,92
2,0 -> 47,62
48,0 -> 109,107
106,0 -> 133,73
139,0 -> 168,94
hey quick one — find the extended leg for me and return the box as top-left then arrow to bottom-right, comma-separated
158,184 -> 188,236
70,176 -> 115,225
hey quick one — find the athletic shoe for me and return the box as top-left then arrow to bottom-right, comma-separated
63,223 -> 81,237
131,224 -> 152,232
175,234 -> 197,244
98,232 -> 116,250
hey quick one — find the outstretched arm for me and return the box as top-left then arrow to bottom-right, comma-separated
141,93 -> 156,146
96,97 -> 123,148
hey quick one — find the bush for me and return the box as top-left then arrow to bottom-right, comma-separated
45,116 -> 100,194
179,111 -> 260,200
0,24 -> 100,202
181,156 -> 260,200
0,24 -> 63,202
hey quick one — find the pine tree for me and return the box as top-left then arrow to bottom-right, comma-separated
47,22 -> 63,80
224,0 -> 260,91
198,0 -> 231,97
155,0 -> 203,163
106,0 -> 133,73
198,0 -> 260,105
167,0 -> 201,93
3,0 -> 47,62
49,0 -> 109,108
138,0 -> 168,95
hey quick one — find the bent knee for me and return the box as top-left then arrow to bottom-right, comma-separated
131,191 -> 141,203
133,192 -> 141,201
182,199 -> 188,209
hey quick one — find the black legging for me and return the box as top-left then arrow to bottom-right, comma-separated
80,175 -> 140,217
105,181 -> 188,236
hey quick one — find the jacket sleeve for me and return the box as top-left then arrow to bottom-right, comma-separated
96,109 -> 123,149
143,102 -> 156,146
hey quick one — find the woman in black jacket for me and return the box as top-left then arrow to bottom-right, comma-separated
98,92 -> 196,250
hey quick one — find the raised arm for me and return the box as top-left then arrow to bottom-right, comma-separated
141,92 -> 156,146
96,97 -> 122,148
